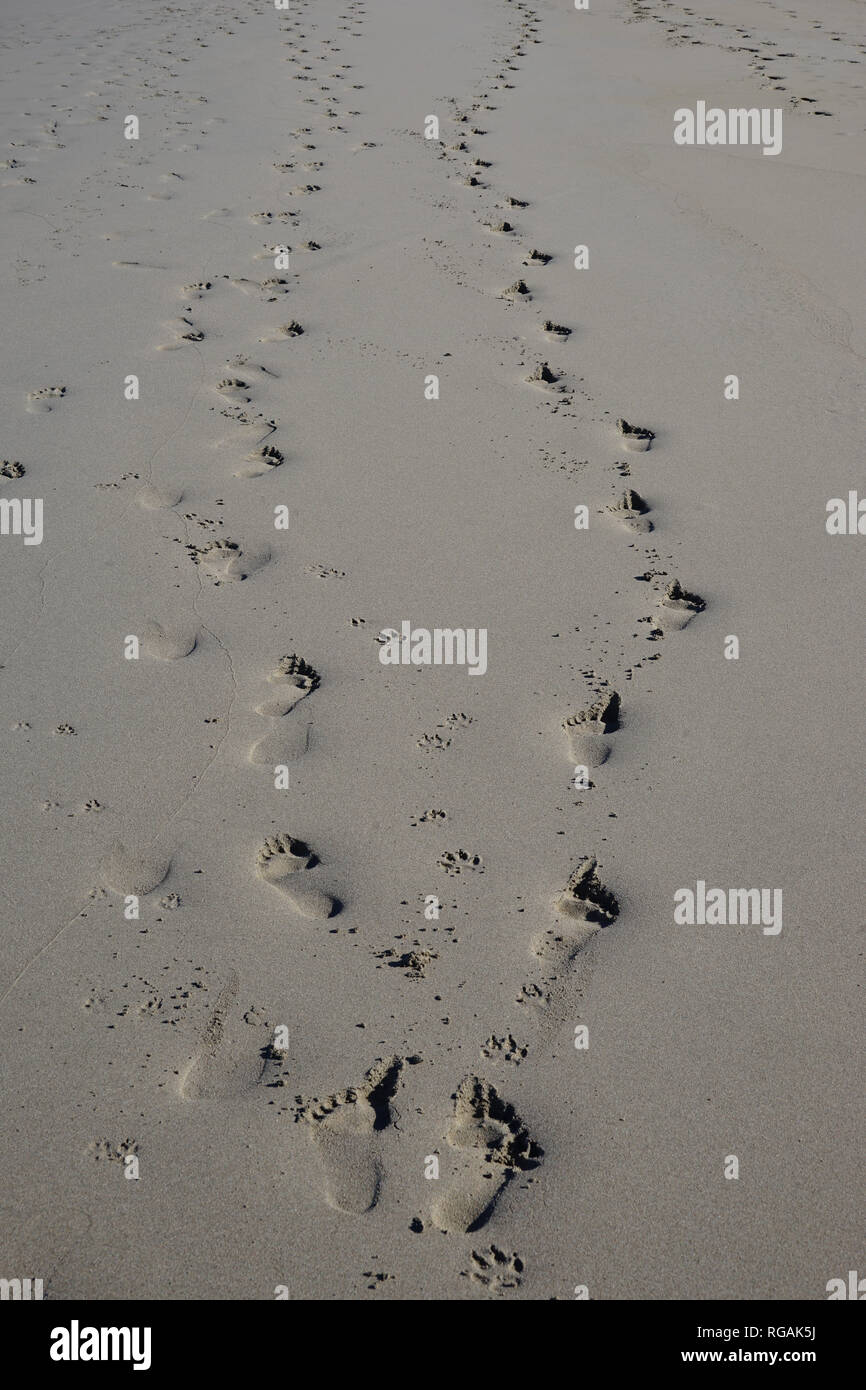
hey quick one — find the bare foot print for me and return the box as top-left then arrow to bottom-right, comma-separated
215,378 -> 252,402
140,619 -> 197,660
525,361 -> 560,388
255,653 -> 319,716
248,722 -> 313,766
236,444 -> 283,478
256,833 -> 315,882
295,1056 -> 405,1213
157,317 -> 204,350
254,834 -> 338,918
658,578 -> 705,630
541,319 -> 571,339
501,279 -> 531,300
100,841 -> 171,895
562,690 -> 621,767
608,488 -> 652,532
179,973 -> 280,1100
532,856 -> 619,963
258,320 -> 304,343
430,1076 -> 542,1234
234,441 -> 283,477
617,418 -> 654,451
137,483 -> 183,510
191,539 -> 269,583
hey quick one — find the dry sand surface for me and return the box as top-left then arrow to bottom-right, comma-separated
0,0 -> 863,1301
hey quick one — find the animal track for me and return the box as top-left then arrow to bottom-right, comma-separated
480,1034 -> 527,1066
250,209 -> 292,224
417,733 -> 450,751
464,1245 -> 524,1293
410,808 -> 447,827
89,1138 -> 139,1164
83,969 -> 202,1027
305,563 -> 345,579
438,850 -> 483,876
218,405 -> 276,435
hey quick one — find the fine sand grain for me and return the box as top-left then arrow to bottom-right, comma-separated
0,0 -> 863,1300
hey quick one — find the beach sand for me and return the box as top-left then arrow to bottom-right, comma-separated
0,0 -> 863,1299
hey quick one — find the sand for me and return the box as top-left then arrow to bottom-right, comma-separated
0,0 -> 863,1300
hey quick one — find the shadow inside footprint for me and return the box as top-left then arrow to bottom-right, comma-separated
658,579 -> 705,631
532,857 -> 620,964
256,653 -> 319,716
616,417 -> 654,451
255,833 -> 338,918
608,489 -> 653,533
562,690 -> 620,767
431,1076 -> 542,1234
